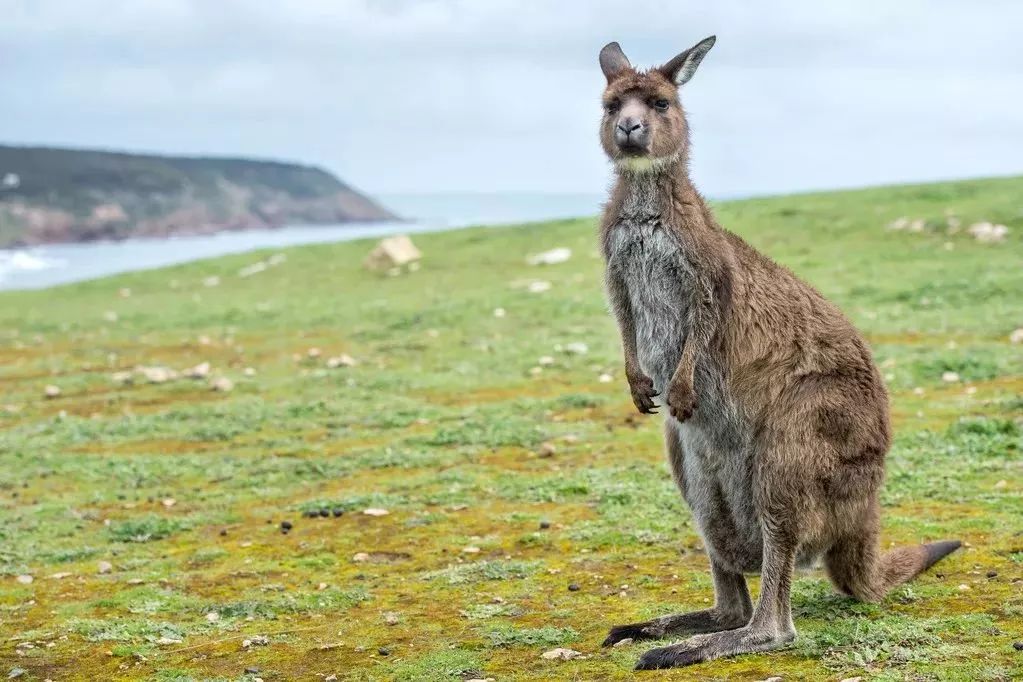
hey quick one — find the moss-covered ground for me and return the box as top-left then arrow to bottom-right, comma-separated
1,176 -> 1021,681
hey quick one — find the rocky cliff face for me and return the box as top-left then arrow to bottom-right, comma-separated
0,145 -> 397,247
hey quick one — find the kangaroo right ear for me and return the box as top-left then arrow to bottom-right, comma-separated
599,42 -> 632,82
659,35 -> 716,86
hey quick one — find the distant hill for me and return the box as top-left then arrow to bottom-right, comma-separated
0,145 -> 397,247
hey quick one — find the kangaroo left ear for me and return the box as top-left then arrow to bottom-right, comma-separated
659,35 -> 716,86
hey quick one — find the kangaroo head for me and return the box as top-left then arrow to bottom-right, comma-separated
598,36 -> 715,173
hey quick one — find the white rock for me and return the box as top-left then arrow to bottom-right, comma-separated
326,354 -> 357,369
15,575 -> 33,585
185,362 -> 211,379
243,367 -> 256,376
363,508 -> 389,516
210,377 -> 234,392
364,235 -> 422,271
103,310 -> 118,322
307,347 -> 322,358
462,546 -> 481,554
139,366 -> 176,384
48,571 -> 72,580
156,637 -> 183,645
352,552 -> 370,562
612,637 -> 633,647
1009,328 -> 1023,344
967,221 -> 1009,243
527,280 -> 551,294
527,247 -> 572,266
598,373 -> 613,383
887,217 -> 910,231
538,356 -> 555,366
205,611 -> 220,622
941,371 -> 960,383
203,276 -> 221,287
493,307 -> 506,318
267,253 -> 287,266
111,371 -> 133,384
839,677 -> 864,682
97,561 -> 113,574
541,647 -> 583,660
43,385 -> 61,399
162,498 -> 176,508
238,261 -> 268,278
563,342 -> 588,355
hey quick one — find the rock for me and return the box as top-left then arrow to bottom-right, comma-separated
941,371 -> 960,383
185,362 -> 211,379
958,583 -> 971,591
48,572 -> 72,580
527,280 -> 551,293
493,307 -> 506,318
203,276 -> 221,287
759,678 -> 783,682
7,668 -> 27,679
887,216 -> 910,230
612,637 -> 633,647
541,647 -> 583,661
539,520 -> 551,529
162,498 -> 176,508
352,552 -> 370,562
563,342 -> 588,355
156,636 -> 183,645
567,583 -> 580,592
364,235 -> 422,272
598,373 -> 613,383
332,508 -> 344,517
205,611 -> 220,622
97,561 -> 113,574
986,570 -> 998,578
280,520 -> 293,532
839,678 -> 864,682
111,371 -> 133,384
537,442 -> 557,457
43,385 -> 61,399
378,647 -> 391,656
1010,328 -> 1023,344
243,367 -> 256,377
967,222 -> 1009,243
1013,641 -> 1023,651
995,480 -> 1008,489
527,247 -> 572,266
139,366 -> 176,384
538,356 -> 555,366
244,667 -> 261,675
103,310 -> 118,322
462,546 -> 480,554
363,508 -> 389,516
383,612 -> 400,626
242,635 -> 269,648
210,377 -> 234,392
238,261 -> 267,277
15,575 -> 32,585
326,354 -> 357,369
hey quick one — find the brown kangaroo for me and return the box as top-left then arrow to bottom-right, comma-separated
595,36 -> 961,670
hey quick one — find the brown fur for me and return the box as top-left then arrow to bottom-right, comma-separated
594,38 -> 961,670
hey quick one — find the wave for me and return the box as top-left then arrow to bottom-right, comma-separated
0,249 -> 67,283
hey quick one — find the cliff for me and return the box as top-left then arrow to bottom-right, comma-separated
0,145 -> 397,247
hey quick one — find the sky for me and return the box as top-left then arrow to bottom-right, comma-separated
2,1 -> 1022,199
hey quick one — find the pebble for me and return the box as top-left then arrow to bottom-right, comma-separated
378,647 -> 391,656
326,354 -> 357,368
941,371 -> 961,383
353,552 -> 370,562
987,570 -> 998,578
538,355 -> 555,366
563,342 -> 589,355
1013,641 -> 1023,651
318,508 -> 330,518
383,612 -> 400,626
567,583 -> 580,592
363,508 -> 389,516
156,636 -> 183,645
612,638 -> 633,647
527,280 -> 551,294
205,611 -> 220,622
280,521 -> 293,533
957,583 -> 971,591
48,572 -> 72,580
43,385 -> 61,399
1010,328 -> 1023,344
15,575 -> 32,585
839,678 -> 864,682
462,546 -> 481,554
539,520 -> 551,530
493,308 -> 506,318
244,667 -> 260,674
332,508 -> 344,517
97,561 -> 113,574
598,373 -> 613,383
541,647 -> 583,661
210,377 -> 234,392
303,510 -> 319,518
537,442 -> 557,458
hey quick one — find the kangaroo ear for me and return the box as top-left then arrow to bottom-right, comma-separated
659,35 -> 716,86
599,42 -> 632,82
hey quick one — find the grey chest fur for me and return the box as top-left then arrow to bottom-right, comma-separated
606,209 -> 695,398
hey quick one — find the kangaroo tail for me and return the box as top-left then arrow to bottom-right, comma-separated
826,537 -> 961,602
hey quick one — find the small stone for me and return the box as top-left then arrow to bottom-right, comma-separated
111,370 -> 133,384
839,677 -> 864,682
185,362 -> 211,379
539,520 -> 551,529
280,520 -> 293,532
567,583 -> 580,592
210,377 -> 234,392
378,647 -> 391,656
1013,641 -> 1023,651
156,637 -> 182,645
332,508 -> 344,517
48,572 -> 72,580
7,668 -> 27,679
243,367 -> 256,376
318,582 -> 328,590
598,372 -> 613,383
462,546 -> 480,554
541,647 -> 582,661
538,355 -> 555,366
760,678 -> 783,682
205,611 -> 220,622
493,307 -> 506,318
307,347 -> 322,358
612,638 -> 633,647
1010,328 -> 1023,345
957,583 -> 971,591
97,561 -> 113,574
319,508 -> 330,518
303,509 -> 319,518
244,667 -> 260,674
563,342 -> 588,355
43,385 -> 61,399
162,498 -> 176,508
219,529 -> 228,536
941,371 -> 960,383
527,280 -> 551,294
994,480 -> 1008,489
527,247 -> 572,266
383,612 -> 400,626
326,354 -> 357,368
15,575 -> 32,585
537,442 -> 557,458
353,552 -> 371,562
363,508 -> 389,516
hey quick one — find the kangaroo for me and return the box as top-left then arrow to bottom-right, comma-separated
595,36 -> 961,670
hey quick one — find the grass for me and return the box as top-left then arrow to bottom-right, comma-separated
0,175 -> 1021,680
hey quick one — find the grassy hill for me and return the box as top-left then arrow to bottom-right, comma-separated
0,176 -> 1020,681
0,145 -> 396,247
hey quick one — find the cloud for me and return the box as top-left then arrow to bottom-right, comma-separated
2,1 -> 1021,195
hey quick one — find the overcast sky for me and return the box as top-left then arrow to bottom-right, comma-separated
2,1 -> 1021,198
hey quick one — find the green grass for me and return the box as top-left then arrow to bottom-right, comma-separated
0,175 -> 1021,681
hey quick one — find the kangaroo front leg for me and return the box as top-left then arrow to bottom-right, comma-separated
603,561 -> 752,646
634,529 -> 797,670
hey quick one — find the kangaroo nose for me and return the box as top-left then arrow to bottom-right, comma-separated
617,118 -> 643,136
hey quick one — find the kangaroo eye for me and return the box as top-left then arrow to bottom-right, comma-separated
605,100 -> 620,114
654,99 -> 670,111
